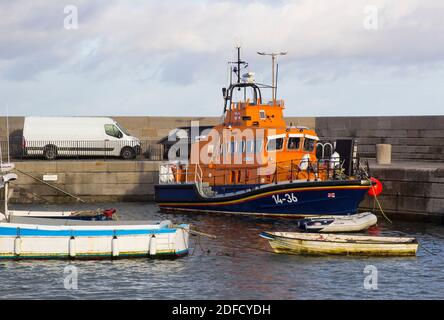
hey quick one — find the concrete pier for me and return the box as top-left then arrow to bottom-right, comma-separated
360,160 -> 444,223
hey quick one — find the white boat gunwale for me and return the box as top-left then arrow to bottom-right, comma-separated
260,232 -> 418,245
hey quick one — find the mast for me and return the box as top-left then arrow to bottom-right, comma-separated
224,46 -> 248,125
257,51 -> 287,101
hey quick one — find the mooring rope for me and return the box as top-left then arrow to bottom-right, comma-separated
372,192 -> 392,224
13,168 -> 85,203
359,163 -> 392,224
177,225 -> 276,255
418,242 -> 437,256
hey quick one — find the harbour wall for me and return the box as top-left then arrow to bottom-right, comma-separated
359,161 -> 444,223
1,115 -> 443,221
315,116 -> 444,161
8,160 -> 159,204
2,115 -> 442,161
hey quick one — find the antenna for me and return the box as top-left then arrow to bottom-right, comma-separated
257,51 -> 287,101
275,63 -> 279,101
6,105 -> 10,164
230,46 -> 248,85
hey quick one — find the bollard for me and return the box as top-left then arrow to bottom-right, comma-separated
376,144 -> 392,164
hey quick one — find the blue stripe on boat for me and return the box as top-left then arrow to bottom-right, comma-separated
0,227 -> 177,237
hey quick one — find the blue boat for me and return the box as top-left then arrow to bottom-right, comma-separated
156,179 -> 372,218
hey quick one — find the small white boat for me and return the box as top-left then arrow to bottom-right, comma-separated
1,165 -> 190,260
297,212 -> 377,233
260,231 -> 418,256
8,208 -> 117,221
0,217 -> 189,259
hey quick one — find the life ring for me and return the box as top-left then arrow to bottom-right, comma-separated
367,177 -> 383,196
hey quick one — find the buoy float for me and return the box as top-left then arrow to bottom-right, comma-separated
14,236 -> 22,256
69,236 -> 76,257
112,236 -> 119,257
368,177 -> 383,196
149,235 -> 157,256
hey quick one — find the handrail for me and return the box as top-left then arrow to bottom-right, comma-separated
160,156 -> 366,189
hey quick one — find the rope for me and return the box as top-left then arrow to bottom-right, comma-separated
13,168 -> 85,203
178,226 -> 276,255
174,225 -> 217,239
372,193 -> 392,224
418,242 -> 437,256
360,163 -> 392,224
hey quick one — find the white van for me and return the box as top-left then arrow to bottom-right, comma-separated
22,117 -> 141,160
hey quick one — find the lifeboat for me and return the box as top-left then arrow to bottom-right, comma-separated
154,47 -> 375,218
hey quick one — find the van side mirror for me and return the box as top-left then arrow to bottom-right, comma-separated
222,87 -> 227,98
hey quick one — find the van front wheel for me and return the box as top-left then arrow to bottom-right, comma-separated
43,145 -> 58,160
120,147 -> 135,160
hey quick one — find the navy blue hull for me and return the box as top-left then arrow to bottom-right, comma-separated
155,180 -> 371,217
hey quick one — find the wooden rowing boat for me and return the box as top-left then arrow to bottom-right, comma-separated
260,231 -> 418,256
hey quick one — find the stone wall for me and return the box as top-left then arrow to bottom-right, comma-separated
8,160 -> 160,204
316,116 -> 444,161
360,161 -> 444,223
0,116 -> 315,142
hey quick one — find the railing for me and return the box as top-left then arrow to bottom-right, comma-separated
158,157 -> 370,193
0,139 -> 163,161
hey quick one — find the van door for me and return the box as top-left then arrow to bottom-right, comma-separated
104,124 -> 124,157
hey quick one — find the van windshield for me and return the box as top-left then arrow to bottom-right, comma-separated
115,123 -> 130,136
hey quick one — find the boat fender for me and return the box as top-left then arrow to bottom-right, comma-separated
69,236 -> 76,257
112,235 -> 119,257
330,152 -> 340,169
102,208 -> 116,219
14,236 -> 22,256
299,154 -> 310,170
149,235 -> 157,256
368,177 -> 383,196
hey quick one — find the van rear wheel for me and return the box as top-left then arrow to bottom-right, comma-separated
43,145 -> 57,160
121,147 -> 135,160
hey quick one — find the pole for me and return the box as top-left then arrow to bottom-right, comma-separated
271,55 -> 275,101
4,180 -> 9,221
257,51 -> 287,102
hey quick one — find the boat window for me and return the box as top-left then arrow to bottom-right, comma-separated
267,138 -> 284,151
303,138 -> 316,152
238,141 -> 245,153
230,141 -> 236,153
255,139 -> 263,154
259,110 -> 266,120
287,137 -> 301,150
223,142 -> 230,154
104,124 -> 123,139
246,141 -> 254,153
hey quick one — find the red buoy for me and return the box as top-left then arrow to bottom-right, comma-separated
367,177 -> 383,196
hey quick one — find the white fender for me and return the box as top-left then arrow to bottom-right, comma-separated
330,151 -> 340,169
149,235 -> 157,256
69,236 -> 76,257
299,154 -> 310,170
14,236 -> 22,256
112,236 -> 119,257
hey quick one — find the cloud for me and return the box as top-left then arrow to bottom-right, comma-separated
2,0 -> 444,80
0,0 -> 443,116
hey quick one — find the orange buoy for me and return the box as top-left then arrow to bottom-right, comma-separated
368,177 -> 383,196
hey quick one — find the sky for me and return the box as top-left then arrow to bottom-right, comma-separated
0,0 -> 443,117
